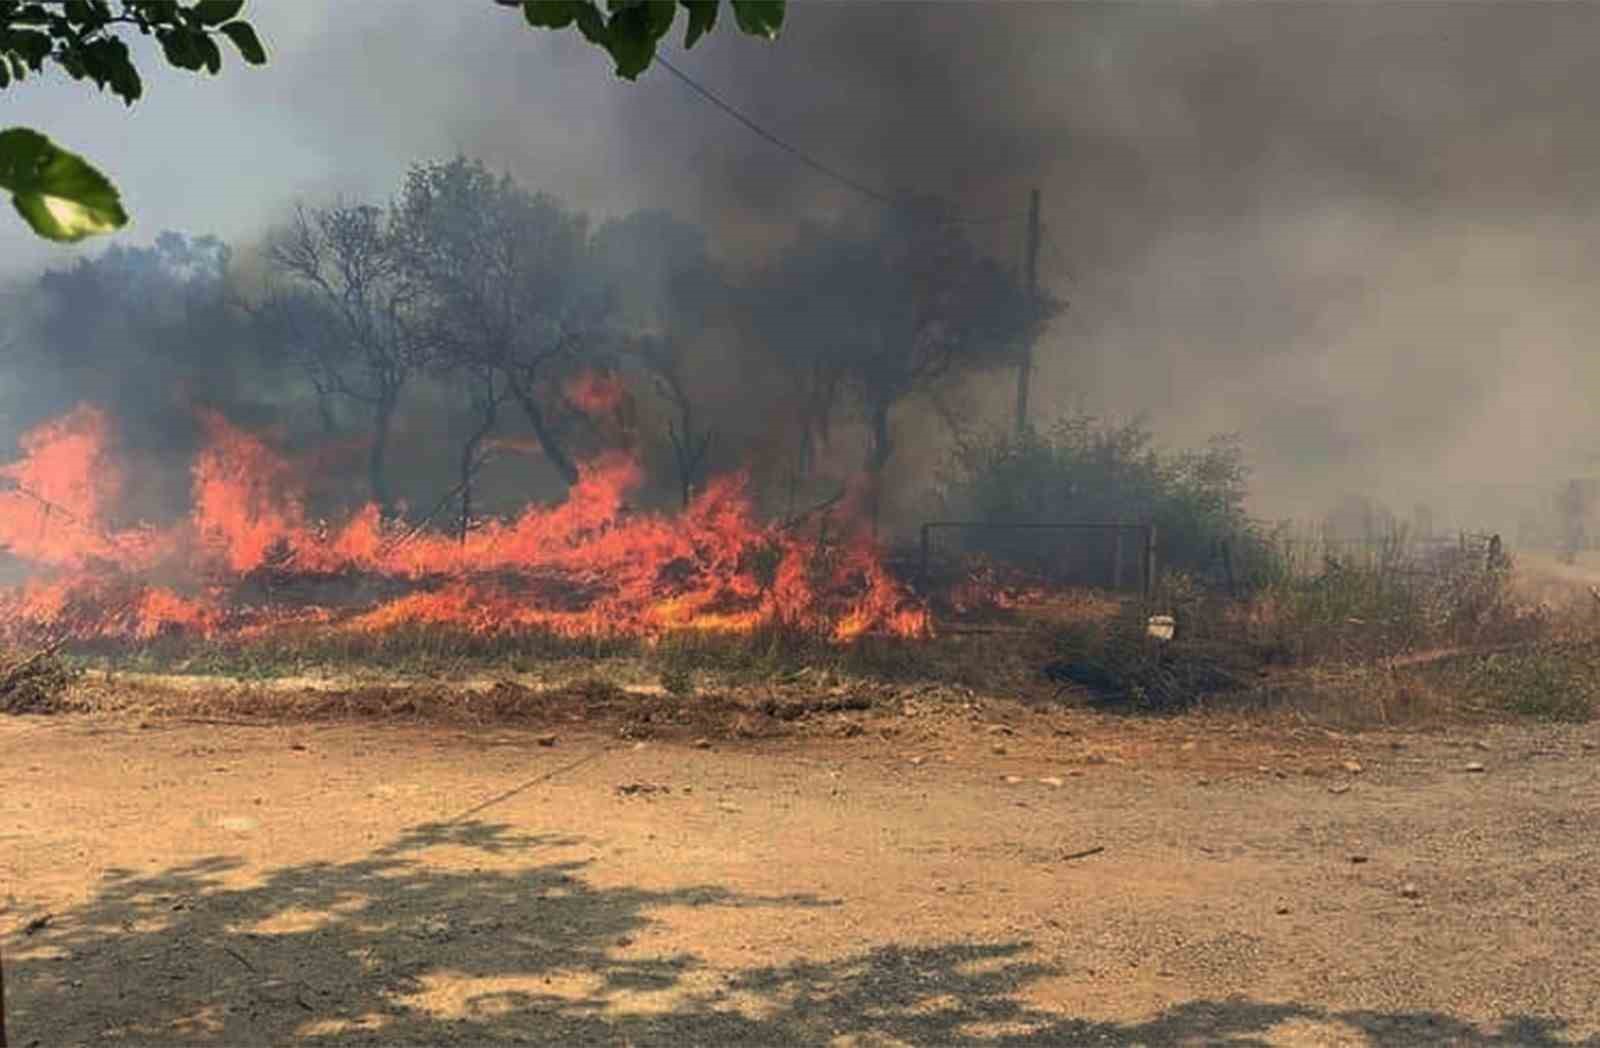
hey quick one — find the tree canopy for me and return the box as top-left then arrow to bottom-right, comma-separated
0,0 -> 784,242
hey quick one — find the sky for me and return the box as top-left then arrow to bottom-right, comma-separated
7,1 -> 1600,530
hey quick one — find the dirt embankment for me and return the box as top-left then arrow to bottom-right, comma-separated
4,696 -> 1600,1046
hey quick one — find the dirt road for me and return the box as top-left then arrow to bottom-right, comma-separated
3,702 -> 1599,1046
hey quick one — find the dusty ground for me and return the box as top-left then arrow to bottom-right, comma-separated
4,691 -> 1600,1046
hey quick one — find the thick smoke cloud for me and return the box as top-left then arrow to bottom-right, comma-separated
7,2 -> 1600,534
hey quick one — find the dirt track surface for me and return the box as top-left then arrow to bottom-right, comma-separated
4,704 -> 1600,1046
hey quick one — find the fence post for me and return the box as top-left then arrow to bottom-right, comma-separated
1143,524 -> 1158,601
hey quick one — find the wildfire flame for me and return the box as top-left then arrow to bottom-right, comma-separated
0,400 -> 930,645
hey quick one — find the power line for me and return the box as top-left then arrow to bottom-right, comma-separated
655,54 -> 1029,227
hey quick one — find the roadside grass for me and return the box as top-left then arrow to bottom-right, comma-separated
1040,532 -> 1597,726
5,530 -> 1595,729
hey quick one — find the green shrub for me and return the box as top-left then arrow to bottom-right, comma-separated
932,416 -> 1264,584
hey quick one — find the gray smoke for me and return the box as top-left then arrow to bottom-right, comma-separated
8,1 -> 1600,533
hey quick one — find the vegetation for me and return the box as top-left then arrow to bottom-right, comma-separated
1,0 -> 783,241
749,208 -> 1043,508
933,415 -> 1258,580
0,0 -> 266,240
504,0 -> 784,79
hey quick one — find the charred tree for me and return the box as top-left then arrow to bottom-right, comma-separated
751,202 -> 1053,525
392,157 -> 607,499
265,204 -> 426,520
589,212 -> 727,504
457,367 -> 507,542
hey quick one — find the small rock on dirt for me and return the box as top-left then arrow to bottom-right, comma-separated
615,782 -> 671,797
1039,776 -> 1064,787
1329,783 -> 1351,795
991,743 -> 1008,755
1400,882 -> 1421,899
1002,775 -> 1024,785
1474,740 -> 1493,751
1342,760 -> 1364,774
1464,762 -> 1486,773
908,756 -> 927,767
536,734 -> 558,747
1350,854 -> 1370,864
1275,905 -> 1291,915
693,737 -> 712,749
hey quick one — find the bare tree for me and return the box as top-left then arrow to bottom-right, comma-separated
266,204 -> 426,517
450,359 -> 509,542
624,336 -> 713,507
590,210 -> 724,507
392,157 -> 606,494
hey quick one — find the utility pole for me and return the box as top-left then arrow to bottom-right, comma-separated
1014,187 -> 1041,437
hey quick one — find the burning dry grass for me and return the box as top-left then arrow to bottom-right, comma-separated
1,400 -> 1594,732
0,403 -> 928,649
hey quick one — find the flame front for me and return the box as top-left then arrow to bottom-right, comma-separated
0,402 -> 930,645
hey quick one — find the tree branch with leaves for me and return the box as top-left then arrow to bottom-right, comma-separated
0,0 -> 265,240
1,0 -> 782,241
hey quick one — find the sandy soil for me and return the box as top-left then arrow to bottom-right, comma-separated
4,696 -> 1600,1046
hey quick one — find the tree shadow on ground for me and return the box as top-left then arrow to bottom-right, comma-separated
5,819 -> 1597,1046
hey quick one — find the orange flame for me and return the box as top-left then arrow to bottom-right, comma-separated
0,402 -> 932,646
563,370 -> 626,415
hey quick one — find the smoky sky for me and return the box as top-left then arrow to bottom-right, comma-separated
8,1 -> 1600,531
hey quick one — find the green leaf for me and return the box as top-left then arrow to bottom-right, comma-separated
156,27 -> 203,70
643,0 -> 677,37
681,0 -> 717,48
572,3 -> 609,45
604,2 -> 667,79
191,0 -> 246,25
217,20 -> 266,64
142,0 -> 183,26
8,29 -> 52,69
729,0 -> 782,38
196,31 -> 222,73
0,127 -> 128,242
521,0 -> 583,28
